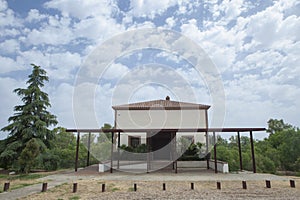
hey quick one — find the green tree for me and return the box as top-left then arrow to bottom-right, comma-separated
18,138 -> 40,173
0,64 -> 57,170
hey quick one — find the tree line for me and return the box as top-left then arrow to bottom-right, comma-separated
0,65 -> 299,174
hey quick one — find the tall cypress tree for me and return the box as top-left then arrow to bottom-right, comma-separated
0,64 -> 58,170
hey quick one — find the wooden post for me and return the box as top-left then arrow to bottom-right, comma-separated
191,182 -> 194,190
249,131 -> 256,173
163,183 -> 166,190
87,132 -> 91,166
290,180 -> 295,188
117,132 -> 120,169
41,182 -> 47,192
73,183 -> 78,193
102,184 -> 105,192
206,131 -> 209,169
237,131 -> 243,171
217,182 -> 221,190
75,132 -> 80,172
134,183 -> 137,191
266,180 -> 271,188
110,132 -> 114,173
242,181 -> 247,189
213,132 -> 217,173
3,182 -> 10,192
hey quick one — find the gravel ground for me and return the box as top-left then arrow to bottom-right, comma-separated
1,166 -> 300,200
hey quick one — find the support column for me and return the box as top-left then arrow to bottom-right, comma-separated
213,132 -> 217,173
110,132 -> 114,173
237,131 -> 243,171
249,131 -> 256,173
174,132 -> 177,173
146,132 -> 151,173
117,132 -> 120,169
206,131 -> 209,169
75,132 -> 80,172
86,132 -> 91,166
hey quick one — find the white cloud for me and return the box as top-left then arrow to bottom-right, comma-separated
129,0 -> 178,19
0,0 -> 22,27
0,56 -> 24,73
0,77 -> 23,139
0,39 -> 20,54
25,16 -> 73,46
102,63 -> 129,80
44,0 -> 113,19
26,9 -> 47,23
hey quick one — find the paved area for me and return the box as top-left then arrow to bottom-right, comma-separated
0,165 -> 297,200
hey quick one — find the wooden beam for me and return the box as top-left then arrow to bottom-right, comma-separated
66,128 -> 266,133
250,131 -> 256,173
86,132 -> 91,166
213,132 -> 217,173
117,132 -> 120,169
75,132 -> 80,172
206,131 -> 209,169
110,132 -> 114,173
237,131 -> 243,171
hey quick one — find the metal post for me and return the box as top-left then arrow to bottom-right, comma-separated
213,132 -> 217,173
117,132 -> 120,169
75,132 -> 80,172
249,131 -> 256,173
110,132 -> 114,173
237,131 -> 243,171
87,132 -> 91,166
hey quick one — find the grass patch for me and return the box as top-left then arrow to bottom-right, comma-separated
0,173 -> 47,181
128,187 -> 134,192
11,182 -> 42,190
69,195 -> 80,200
111,187 -> 120,192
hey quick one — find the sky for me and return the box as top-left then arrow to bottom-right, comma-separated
0,0 -> 299,140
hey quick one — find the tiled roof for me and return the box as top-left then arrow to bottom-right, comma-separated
112,98 -> 210,110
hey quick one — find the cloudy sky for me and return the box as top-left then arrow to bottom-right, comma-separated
0,0 -> 299,140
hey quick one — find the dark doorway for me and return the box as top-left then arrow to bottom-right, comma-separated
150,131 -> 173,160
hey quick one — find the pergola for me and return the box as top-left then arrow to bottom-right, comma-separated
66,127 -> 266,174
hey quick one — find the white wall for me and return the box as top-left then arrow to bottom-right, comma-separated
115,109 -> 207,129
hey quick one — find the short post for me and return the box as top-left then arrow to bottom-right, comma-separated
134,183 -> 137,191
242,181 -> 247,189
163,183 -> 166,191
290,180 -> 295,188
102,183 -> 105,192
191,182 -> 194,190
3,182 -> 10,192
217,182 -> 221,190
73,183 -> 78,193
41,182 -> 47,192
266,180 -> 271,188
